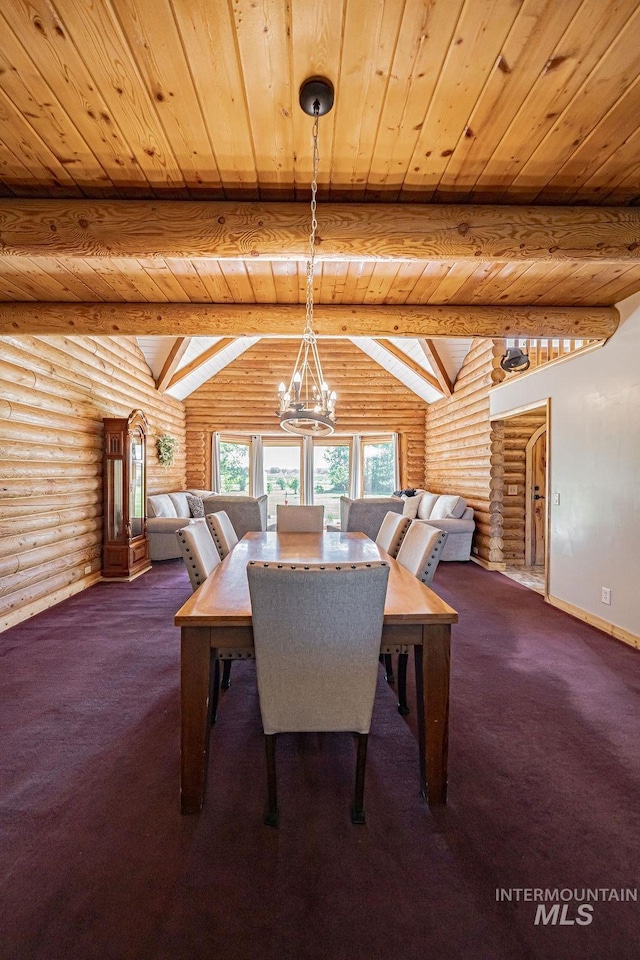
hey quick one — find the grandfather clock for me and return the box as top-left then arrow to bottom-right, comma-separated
102,409 -> 151,580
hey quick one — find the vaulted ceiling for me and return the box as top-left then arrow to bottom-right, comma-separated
0,0 -> 638,402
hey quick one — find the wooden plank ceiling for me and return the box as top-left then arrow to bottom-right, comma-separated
0,0 -> 639,399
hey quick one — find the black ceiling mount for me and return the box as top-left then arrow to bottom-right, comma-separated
299,77 -> 334,117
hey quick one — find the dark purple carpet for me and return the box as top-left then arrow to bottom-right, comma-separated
1,561 -> 639,960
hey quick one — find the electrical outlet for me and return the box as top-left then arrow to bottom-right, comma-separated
507,484 -> 518,496
601,587 -> 611,605
84,564 -> 92,575
553,493 -> 560,505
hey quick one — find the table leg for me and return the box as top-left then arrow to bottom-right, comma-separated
180,626 -> 212,814
416,623 -> 451,804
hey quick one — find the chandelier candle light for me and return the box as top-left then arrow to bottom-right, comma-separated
277,77 -> 337,437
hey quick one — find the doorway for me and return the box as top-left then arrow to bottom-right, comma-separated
498,402 -> 549,596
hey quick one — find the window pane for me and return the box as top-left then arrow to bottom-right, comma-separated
108,459 -> 123,540
362,441 -> 395,496
130,428 -> 144,537
219,441 -> 250,494
263,444 -> 301,527
314,444 -> 350,527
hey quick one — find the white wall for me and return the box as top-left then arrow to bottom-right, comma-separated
490,293 -> 640,639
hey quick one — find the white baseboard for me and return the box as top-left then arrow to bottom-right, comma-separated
547,594 -> 639,651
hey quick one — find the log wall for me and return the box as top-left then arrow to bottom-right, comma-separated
425,338 -> 505,566
0,335 -> 186,630
183,338 -> 427,490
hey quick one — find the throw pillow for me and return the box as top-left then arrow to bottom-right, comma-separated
147,494 -> 177,518
417,492 -> 439,520
430,495 -> 467,520
401,494 -> 422,519
186,493 -> 205,518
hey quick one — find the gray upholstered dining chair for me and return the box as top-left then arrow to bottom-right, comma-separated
176,520 -> 224,720
389,521 -> 449,715
396,521 -> 449,584
176,518 -> 221,590
276,504 -> 324,532
203,510 -> 242,689
206,510 -> 239,560
247,559 -> 389,826
376,512 -> 411,683
175,520 -> 251,715
376,511 -> 411,558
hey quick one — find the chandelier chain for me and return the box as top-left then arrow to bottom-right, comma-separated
276,79 -> 335,437
304,106 -> 320,336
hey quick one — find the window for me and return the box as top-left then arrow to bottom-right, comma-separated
215,433 -> 399,508
219,438 -> 250,494
361,438 -> 395,497
313,441 -> 351,527
263,440 -> 302,526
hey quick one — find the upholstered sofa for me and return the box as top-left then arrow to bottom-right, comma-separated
395,490 -> 475,561
203,494 -> 268,540
146,489 -> 215,560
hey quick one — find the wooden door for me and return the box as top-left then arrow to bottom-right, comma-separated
526,427 -> 546,566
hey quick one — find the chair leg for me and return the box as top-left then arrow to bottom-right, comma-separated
210,656 -> 221,725
351,733 -> 368,824
221,660 -> 232,689
397,653 -> 410,715
382,653 -> 394,684
264,734 -> 279,826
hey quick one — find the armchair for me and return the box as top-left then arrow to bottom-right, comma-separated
203,494 -> 268,540
338,496 -> 404,541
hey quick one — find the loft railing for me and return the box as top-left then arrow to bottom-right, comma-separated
503,337 -> 599,371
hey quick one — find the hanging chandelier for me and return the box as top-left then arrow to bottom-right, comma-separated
277,77 -> 337,437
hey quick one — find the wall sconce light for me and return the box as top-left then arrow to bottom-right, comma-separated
500,347 -> 531,373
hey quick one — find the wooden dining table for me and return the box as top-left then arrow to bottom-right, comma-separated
175,531 -> 458,814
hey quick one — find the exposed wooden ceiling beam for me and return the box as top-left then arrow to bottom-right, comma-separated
0,303 -> 617,339
377,340 -> 443,394
155,336 -> 191,392
167,337 -> 236,388
0,201 -> 639,263
417,339 -> 453,397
